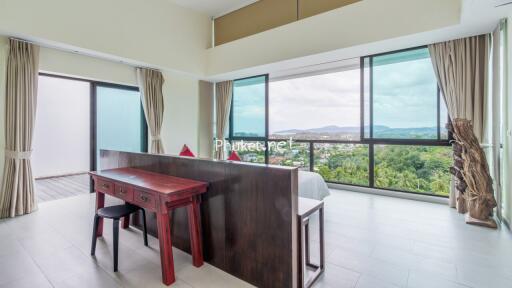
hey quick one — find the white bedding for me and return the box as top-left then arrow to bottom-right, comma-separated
298,171 -> 330,200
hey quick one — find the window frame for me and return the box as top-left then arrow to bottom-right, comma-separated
227,46 -> 452,197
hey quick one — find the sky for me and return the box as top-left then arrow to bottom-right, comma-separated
233,48 -> 448,136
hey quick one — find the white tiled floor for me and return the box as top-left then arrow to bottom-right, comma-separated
309,190 -> 512,288
0,189 -> 510,288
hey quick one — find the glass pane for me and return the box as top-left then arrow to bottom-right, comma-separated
232,76 -> 266,138
33,76 -> 90,178
313,143 -> 369,186
268,141 -> 310,170
372,48 -> 439,139
269,67 -> 360,141
96,86 -> 145,167
374,145 -> 452,196
230,140 -> 266,164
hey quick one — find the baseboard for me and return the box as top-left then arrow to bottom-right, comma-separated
327,183 -> 449,205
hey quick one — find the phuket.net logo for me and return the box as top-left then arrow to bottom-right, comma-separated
214,138 -> 294,153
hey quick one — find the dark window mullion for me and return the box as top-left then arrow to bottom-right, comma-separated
265,75 -> 269,164
369,143 -> 375,188
360,57 -> 365,140
437,86 -> 441,140
369,56 -> 375,187
309,141 -> 314,172
369,56 -> 374,139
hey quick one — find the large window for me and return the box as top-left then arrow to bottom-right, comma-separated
32,74 -> 148,183
228,47 -> 452,197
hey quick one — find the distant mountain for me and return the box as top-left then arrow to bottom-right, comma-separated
274,125 -> 386,134
272,125 -> 438,138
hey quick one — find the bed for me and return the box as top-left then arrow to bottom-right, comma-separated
298,171 -> 330,200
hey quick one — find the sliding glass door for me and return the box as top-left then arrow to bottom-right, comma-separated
95,84 -> 147,169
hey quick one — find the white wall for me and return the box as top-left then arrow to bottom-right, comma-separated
39,47 -> 137,86
32,76 -> 91,178
198,81 -> 214,158
161,71 -> 201,155
0,0 -> 211,76
206,0 -> 461,78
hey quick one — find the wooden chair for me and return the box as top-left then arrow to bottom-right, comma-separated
91,203 -> 148,272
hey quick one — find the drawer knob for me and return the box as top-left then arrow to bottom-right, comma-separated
139,194 -> 149,203
101,183 -> 109,189
118,188 -> 126,195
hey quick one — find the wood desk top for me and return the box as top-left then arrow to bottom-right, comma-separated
90,167 -> 208,195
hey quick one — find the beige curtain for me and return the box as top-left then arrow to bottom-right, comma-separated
214,81 -> 233,160
0,39 -> 39,218
137,68 -> 165,154
429,34 -> 491,212
429,34 -> 488,142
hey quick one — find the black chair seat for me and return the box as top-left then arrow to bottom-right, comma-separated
91,203 -> 148,272
97,204 -> 140,219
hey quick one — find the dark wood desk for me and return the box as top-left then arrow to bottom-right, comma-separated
90,168 -> 208,286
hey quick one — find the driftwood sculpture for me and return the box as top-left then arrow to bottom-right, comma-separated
449,119 -> 497,228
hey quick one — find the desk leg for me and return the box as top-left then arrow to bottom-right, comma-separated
122,202 -> 130,229
95,192 -> 105,237
188,196 -> 203,267
156,212 -> 176,286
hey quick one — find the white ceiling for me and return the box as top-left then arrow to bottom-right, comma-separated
170,0 -> 259,17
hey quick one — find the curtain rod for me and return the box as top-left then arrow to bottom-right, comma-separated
8,37 -> 37,45
136,66 -> 162,72
7,37 -> 160,72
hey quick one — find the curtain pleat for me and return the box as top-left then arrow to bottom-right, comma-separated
0,39 -> 39,218
137,68 -> 165,154
215,81 -> 233,160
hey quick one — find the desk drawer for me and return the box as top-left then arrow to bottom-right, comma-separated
133,189 -> 157,211
114,184 -> 133,202
95,178 -> 114,195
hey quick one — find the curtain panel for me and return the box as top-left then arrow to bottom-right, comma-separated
429,34 -> 497,228
214,81 -> 233,160
0,39 -> 39,218
137,68 -> 165,154
429,35 -> 488,142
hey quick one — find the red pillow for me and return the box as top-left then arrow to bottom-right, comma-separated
179,145 -> 196,157
227,151 -> 241,161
